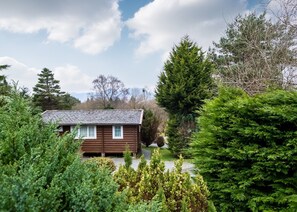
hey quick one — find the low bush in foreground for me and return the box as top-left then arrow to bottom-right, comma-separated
85,157 -> 116,172
192,88 -> 297,211
0,90 -> 159,211
113,149 -> 209,212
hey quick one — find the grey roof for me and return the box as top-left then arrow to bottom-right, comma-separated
42,109 -> 143,125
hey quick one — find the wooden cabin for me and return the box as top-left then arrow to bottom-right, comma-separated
42,109 -> 143,156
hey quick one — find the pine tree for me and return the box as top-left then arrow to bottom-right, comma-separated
155,36 -> 215,156
32,68 -> 64,111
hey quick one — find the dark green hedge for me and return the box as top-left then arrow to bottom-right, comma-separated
192,88 -> 297,211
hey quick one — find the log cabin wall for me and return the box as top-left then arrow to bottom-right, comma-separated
61,125 -> 139,154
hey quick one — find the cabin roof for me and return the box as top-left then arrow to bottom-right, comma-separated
42,109 -> 144,125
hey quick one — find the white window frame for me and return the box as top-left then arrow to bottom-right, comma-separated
112,125 -> 123,139
71,125 -> 97,139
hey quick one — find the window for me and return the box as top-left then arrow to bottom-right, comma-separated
71,125 -> 96,139
112,125 -> 123,139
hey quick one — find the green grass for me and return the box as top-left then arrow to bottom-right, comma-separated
142,145 -> 193,163
142,146 -> 175,161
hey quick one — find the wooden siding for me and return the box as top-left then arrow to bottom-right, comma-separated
62,125 -> 140,154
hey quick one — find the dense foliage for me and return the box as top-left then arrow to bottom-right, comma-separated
59,93 -> 81,110
84,157 -> 116,172
141,108 -> 160,147
114,149 -> 209,212
166,113 -> 196,157
156,36 -> 214,115
192,88 -> 297,211
155,36 -> 215,156
0,90 -> 157,211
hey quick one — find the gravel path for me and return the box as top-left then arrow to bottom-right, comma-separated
141,148 -> 151,160
111,157 -> 195,175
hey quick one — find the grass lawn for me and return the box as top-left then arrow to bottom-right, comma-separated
142,145 -> 193,163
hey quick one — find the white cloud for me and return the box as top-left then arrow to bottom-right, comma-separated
74,16 -> 122,54
0,57 -> 93,94
0,0 -> 121,54
0,56 -> 38,93
127,0 -> 249,57
54,65 -> 93,93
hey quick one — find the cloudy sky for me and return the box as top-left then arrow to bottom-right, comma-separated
0,0 -> 264,101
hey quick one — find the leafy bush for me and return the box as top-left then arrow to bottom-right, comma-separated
0,90 -> 157,211
156,136 -> 165,147
85,157 -> 116,172
113,149 -> 209,211
191,88 -> 297,211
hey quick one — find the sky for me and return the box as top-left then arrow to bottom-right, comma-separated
0,0 -> 266,101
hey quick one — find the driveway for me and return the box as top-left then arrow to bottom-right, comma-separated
111,157 -> 195,175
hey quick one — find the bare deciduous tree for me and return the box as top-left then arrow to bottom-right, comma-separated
268,0 -> 297,88
212,8 -> 297,95
92,75 -> 129,109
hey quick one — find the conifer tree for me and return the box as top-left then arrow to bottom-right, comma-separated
192,88 -> 297,210
32,68 -> 64,111
155,36 -> 215,156
141,108 -> 160,147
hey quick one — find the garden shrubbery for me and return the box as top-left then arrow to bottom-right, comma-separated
0,90 -> 160,211
114,149 -> 209,212
192,88 -> 297,211
85,157 -> 116,172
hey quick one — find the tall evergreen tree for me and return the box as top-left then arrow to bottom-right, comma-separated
155,36 -> 215,156
33,68 -> 64,111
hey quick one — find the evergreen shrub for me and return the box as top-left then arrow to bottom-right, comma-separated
192,88 -> 297,211
0,91 -> 158,211
113,149 -> 209,211
141,108 -> 159,147
85,157 -> 116,172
